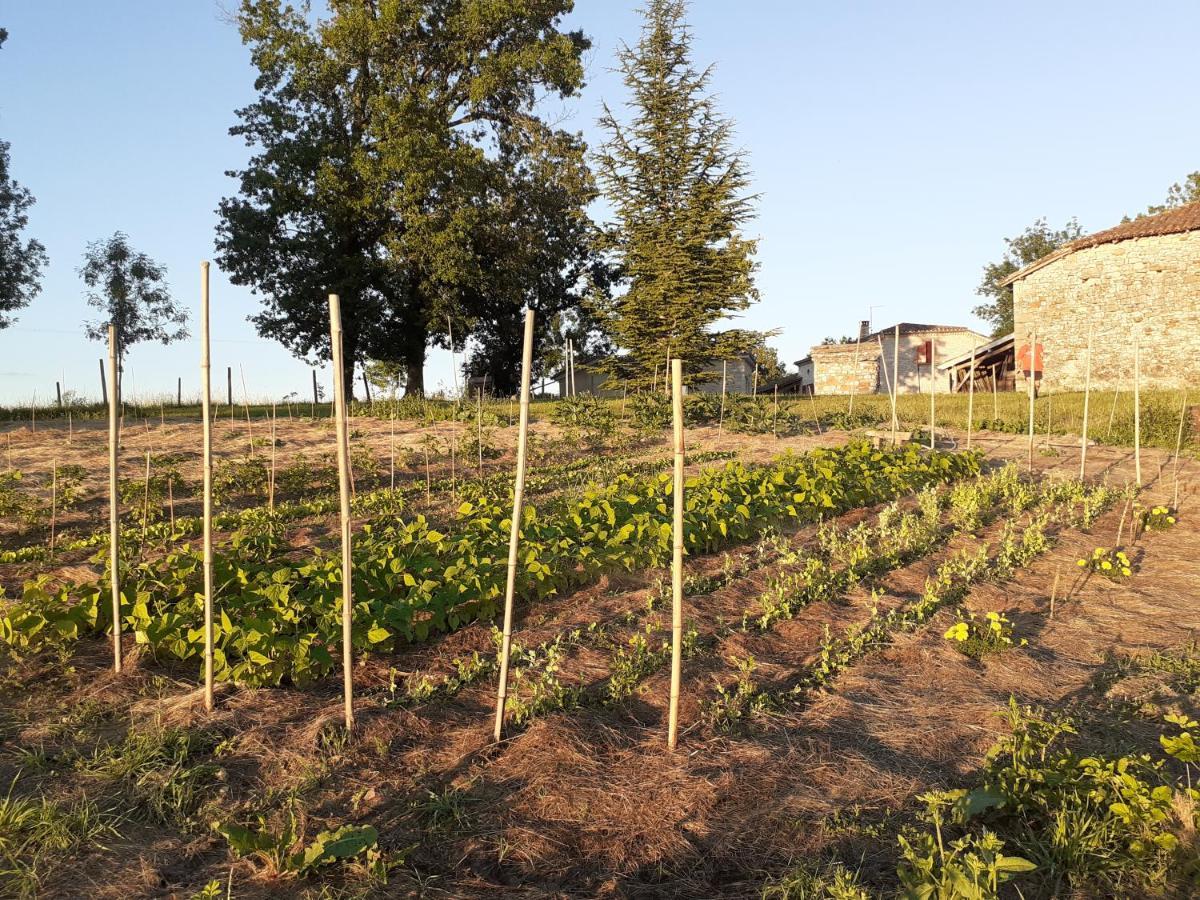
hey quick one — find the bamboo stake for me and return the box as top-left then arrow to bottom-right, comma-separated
808,386 -> 822,435
1133,339 -> 1142,486
718,361 -> 727,439
227,367 -> 233,420
966,340 -> 977,450
200,262 -> 215,711
928,340 -> 936,450
49,459 -> 57,554
772,384 -> 779,440
1080,327 -> 1093,480
107,324 -> 122,673
1171,391 -> 1188,510
752,364 -> 758,397
329,294 -> 355,730
167,474 -> 174,534
269,402 -> 277,510
991,363 -> 999,420
140,452 -> 151,556
493,309 -> 535,742
667,357 -> 685,750
446,315 -> 460,399
424,440 -> 431,504
1026,330 -> 1037,473
1049,566 -> 1060,620
1106,389 -> 1120,440
67,411 -> 72,445
240,366 -> 253,456
848,334 -> 862,418
477,387 -> 483,477
389,407 -> 396,492
1116,496 -> 1131,548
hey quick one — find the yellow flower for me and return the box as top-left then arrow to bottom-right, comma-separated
1168,516 -> 1176,524
1077,559 -> 1087,567
1101,561 -> 1112,570
1121,567 -> 1132,576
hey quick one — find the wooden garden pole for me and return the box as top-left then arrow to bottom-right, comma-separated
477,387 -> 484,477
718,360 -> 727,439
752,364 -> 758,397
1080,327 -> 1093,480
1133,338 -> 1142,486
312,370 -> 319,411
49,459 -> 57,554
808,386 -> 822,434
966,340 -> 977,450
667,357 -> 685,750
200,263 -> 215,710
177,377 -> 182,407
329,295 -> 355,730
107,325 -> 122,673
493,309 -> 535,742
389,407 -> 396,491
1171,391 -> 1188,510
928,339 -> 936,450
772,384 -> 779,440
888,327 -> 900,446
991,364 -> 998,420
239,366 -> 253,456
848,334 -> 862,419
269,402 -> 277,510
1027,330 -> 1037,473
99,359 -> 108,406
227,366 -> 233,412
55,381 -> 62,409
1106,389 -> 1120,440
140,452 -> 151,556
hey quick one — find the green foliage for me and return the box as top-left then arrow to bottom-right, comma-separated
973,217 -> 1083,336
78,232 -> 187,357
216,0 -> 594,396
942,609 -> 1024,659
1077,546 -> 1134,579
0,442 -> 980,687
0,123 -> 48,329
591,0 -> 759,388
1140,504 -> 1177,532
213,804 -> 377,877
761,858 -> 868,899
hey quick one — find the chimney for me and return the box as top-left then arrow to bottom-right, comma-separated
859,320 -> 870,341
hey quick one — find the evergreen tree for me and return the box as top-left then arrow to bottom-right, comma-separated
591,0 -> 759,388
0,29 -> 48,328
974,217 -> 1081,337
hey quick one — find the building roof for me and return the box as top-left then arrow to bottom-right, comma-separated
865,323 -> 978,341
936,332 -> 1015,371
1000,200 -> 1200,287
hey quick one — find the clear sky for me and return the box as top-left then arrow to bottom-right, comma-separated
1,1 -> 1197,405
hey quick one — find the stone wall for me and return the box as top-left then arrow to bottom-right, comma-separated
876,329 -> 990,394
811,344 -> 879,395
1013,231 -> 1200,391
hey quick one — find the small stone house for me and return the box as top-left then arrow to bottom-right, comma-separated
1004,201 -> 1200,391
799,322 -> 989,396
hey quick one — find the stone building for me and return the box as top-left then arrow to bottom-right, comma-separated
798,322 -> 989,395
1004,201 -> 1200,391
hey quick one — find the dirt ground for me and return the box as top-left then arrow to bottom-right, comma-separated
0,414 -> 1196,898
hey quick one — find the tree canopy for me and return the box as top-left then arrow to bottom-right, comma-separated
974,217 -> 1082,337
0,29 -> 48,329
216,0 -> 595,399
590,0 -> 759,389
79,232 -> 188,360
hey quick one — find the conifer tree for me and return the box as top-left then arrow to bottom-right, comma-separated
591,0 -> 759,388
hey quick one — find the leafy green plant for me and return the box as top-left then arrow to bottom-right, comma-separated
943,610 -> 1025,660
897,791 -> 1035,899
1141,504 -> 1177,532
212,805 -> 378,877
1077,546 -> 1133,579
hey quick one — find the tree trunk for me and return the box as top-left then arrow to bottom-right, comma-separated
402,319 -> 427,397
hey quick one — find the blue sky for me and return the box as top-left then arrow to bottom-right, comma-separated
1,1 -> 1197,404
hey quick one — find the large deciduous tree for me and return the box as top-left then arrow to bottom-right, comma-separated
216,0 -> 592,399
0,29 -> 48,329
79,232 -> 188,361
974,217 -> 1082,337
590,0 -> 759,389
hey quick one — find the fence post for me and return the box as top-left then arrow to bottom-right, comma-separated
201,263 -> 215,710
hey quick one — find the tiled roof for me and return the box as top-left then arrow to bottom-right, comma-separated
1001,200 -> 1200,286
865,323 -> 976,340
